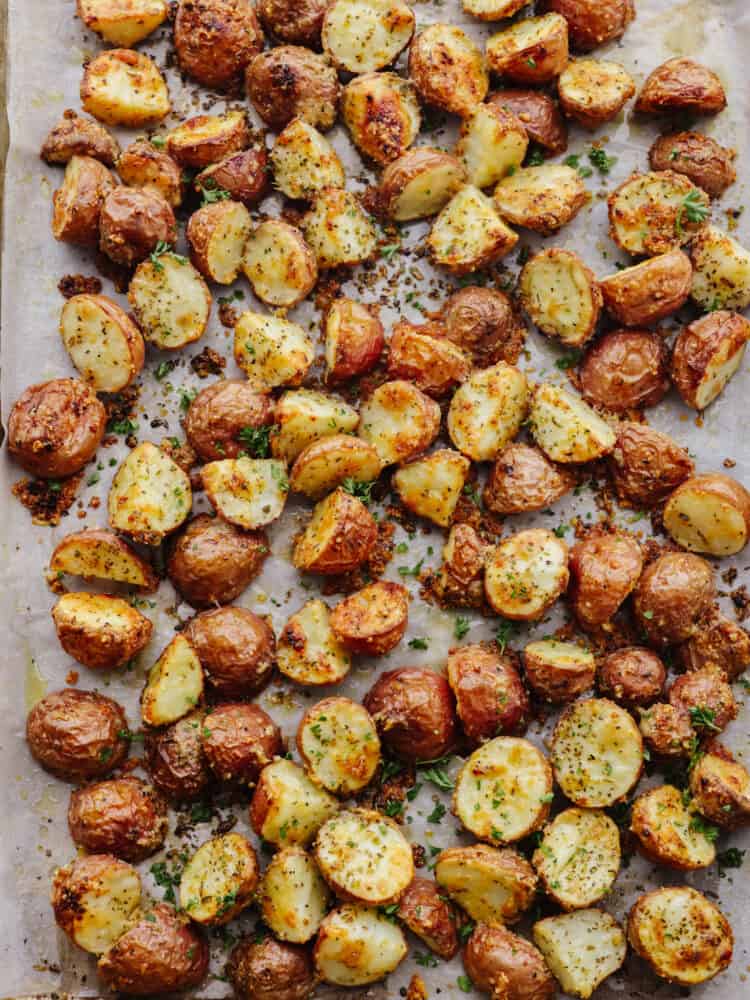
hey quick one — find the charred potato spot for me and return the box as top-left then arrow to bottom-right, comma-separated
81,49 -> 170,127
609,421 -> 694,508
293,488 -> 377,575
184,379 -> 274,463
174,0 -> 264,91
387,322 -> 471,397
322,0 -> 414,74
270,118 -> 344,201
533,908 -> 626,999
242,220 -> 317,309
580,329 -> 669,412
532,808 -> 620,910
539,0 -> 634,52
166,111 -> 250,169
489,88 -> 568,155
52,154 -> 115,246
447,362 -> 528,462
670,311 -> 750,411
179,833 -> 259,925
649,131 -> 736,199
246,46 -> 340,132
598,647 -> 665,707
99,187 -> 176,268
630,784 -> 716,870
463,923 -> 556,1000
330,581 -> 409,656
600,249 -> 693,327
484,527 -> 569,621
519,248 -> 601,347
486,14 -> 570,84
523,639 -> 595,704
117,139 -> 183,207
342,73 -> 420,165
52,854 -> 142,955
202,702 -> 281,785
108,441 -> 192,545
494,164 -> 587,234
315,904 -> 407,986
558,59 -> 635,128
229,936 -> 317,1000
52,591 -> 153,670
435,843 -> 538,924
259,847 -> 330,944
68,776 -> 167,862
297,698 -> 380,796
635,57 -> 727,116
568,532 -> 643,629
278,598 -> 352,686
250,758 -> 339,847
363,667 -> 458,762
128,253 -> 211,351
409,24 -> 488,117
608,171 -> 709,257
483,443 -> 576,515
41,108 -> 120,166
184,606 -> 276,699
446,643 -> 529,744
633,552 -> 715,646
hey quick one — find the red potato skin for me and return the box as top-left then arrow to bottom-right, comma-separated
99,187 -> 176,267
174,0 -> 264,92
397,878 -> 460,959
689,742 -> 750,829
598,647 -> 666,707
633,553 -> 715,647
670,311 -> 750,410
568,532 -> 643,628
540,0 -> 635,51
257,0 -> 328,47
463,922 -> 556,1000
184,607 -> 276,699
649,131 -> 736,198
580,330 -> 670,412
325,299 -> 385,382
483,443 -> 576,515
184,379 -> 275,462
145,712 -> 210,802
363,667 -> 458,762
202,703 -> 281,784
68,777 -> 168,862
677,609 -> 750,681
195,144 -> 269,207
609,422 -> 695,508
439,286 -> 526,367
52,155 -> 115,245
228,937 -> 316,1000
42,109 -> 120,166
639,702 -> 696,758
488,89 -> 567,155
600,250 -> 693,327
387,322 -> 471,397
446,643 -> 529,745
669,668 -> 738,733
635,57 -> 727,116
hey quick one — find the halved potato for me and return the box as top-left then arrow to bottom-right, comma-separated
609,422 -> 694,508
202,457 -> 288,530
108,442 -> 192,545
488,88 -> 568,155
250,759 -> 339,847
272,390 -> 359,464
671,311 -> 750,410
454,736 -> 552,844
259,847 -> 330,944
454,103 -> 528,189
195,145 -> 269,208
242,220 -> 317,309
393,449 -> 470,527
141,635 -> 203,728
529,383 -> 616,463
166,111 -> 249,169
663,473 -> 750,557
519,249 -> 601,346
568,532 -> 643,629
635,57 -> 727,117
533,909 -> 626,1000
550,698 -> 643,808
325,298 -> 384,381
187,200 -> 252,285
649,131 -> 736,199
689,745 -> 750,828
600,249 -> 693,326
314,808 -> 414,904
408,24 -> 488,117
117,138 -> 183,207
234,312 -> 315,389
41,108 -> 120,166
179,833 -> 258,926
494,164 -> 587,234
81,49 -> 170,127
609,171 -> 709,256
77,0 -> 168,46
487,14 -> 569,84
342,72 -> 420,164
246,46 -> 339,132
128,253 -> 211,350
60,293 -> 144,393
52,854 -> 141,955
483,443 -> 575,515
558,59 -> 635,129
533,808 -> 620,910
378,147 -> 467,222
387,322 -> 471,397
463,0 -> 527,20
690,224 -> 750,311
484,528 -> 569,621
270,118 -> 345,200
330,581 -> 409,655
314,904 -> 407,986
298,698 -> 380,796
52,592 -> 153,670
293,488 -> 377,575
321,0 -> 414,74
49,529 -> 158,592
630,784 -> 716,870
359,380 -> 441,467
523,639 -> 595,704
435,844 -> 537,924
429,185 -> 519,274
397,878 -> 459,960
302,187 -> 377,268
52,155 -> 115,246
278,599 -> 352,686
290,435 -> 381,499
447,643 -> 529,745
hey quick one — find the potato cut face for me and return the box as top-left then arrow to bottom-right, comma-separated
551,698 -> 643,808
631,785 -> 716,870
252,759 -> 340,846
234,312 -> 315,389
298,698 -> 380,795
558,59 -> 635,127
141,635 -> 203,728
342,72 -> 420,165
529,383 -> 616,463
302,187 -> 377,268
462,0 -> 528,21
78,0 -> 169,46
393,449 -> 470,527
455,104 -> 528,189
664,479 -> 749,556
484,528 -> 568,621
60,293 -> 143,391
242,220 -> 317,308
52,591 -> 152,669
314,808 -> 413,904
454,736 -> 552,843
691,339 -> 747,411
519,250 -> 601,346
166,111 -> 248,168
322,0 -> 414,73
524,639 -> 595,703
81,50 -> 170,127
108,442 -> 191,545
428,185 -> 518,274
50,530 -> 158,592
359,380 -> 440,467
292,488 -> 376,575
533,908 -> 626,1000
382,150 -> 468,222
435,844 -> 537,924
129,253 -> 210,350
533,808 -> 620,910
198,201 -> 252,284
409,24 -> 488,116
270,119 -> 345,200
179,833 -> 258,925
202,457 -> 288,530
259,847 -> 330,944
272,390 -> 360,464
447,362 -> 528,462
609,171 -> 709,256
486,14 -> 568,82
691,224 -> 750,311
330,581 -> 409,655
55,858 -> 142,954
494,165 -> 587,234
290,435 -> 382,499
315,904 -> 407,986
278,599 -> 352,686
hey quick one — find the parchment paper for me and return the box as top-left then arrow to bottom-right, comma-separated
1,0 -> 749,996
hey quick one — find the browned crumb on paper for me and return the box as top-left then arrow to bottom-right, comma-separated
218,301 -> 240,328
12,473 -> 82,525
731,585 -> 750,622
407,973 -> 429,1000
359,759 -> 416,816
104,384 -> 141,445
191,345 -> 226,378
161,436 -> 198,472
58,273 -> 103,298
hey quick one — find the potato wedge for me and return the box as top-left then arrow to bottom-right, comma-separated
600,249 -> 693,326
202,457 -> 288,530
52,592 -> 153,670
195,143 -> 269,208
487,14 -> 569,84
77,0 -> 168,46
166,111 -> 249,169
141,635 -> 203,728
608,170 -> 709,256
494,164 -> 587,234
489,88 -> 568,155
41,108 -> 120,167
533,909 -> 626,1000
387,322 -> 471,397
117,138 -> 183,207
50,529 -> 158,592
408,24 -> 488,117
483,443 -> 576,515
297,698 -> 380,796
435,844 -> 537,924
630,784 -> 716,870
81,49 -> 170,127
108,442 -> 192,545
635,57 -> 727,117
290,435 -> 381,499
179,833 -> 258,926
314,904 -> 407,986
325,298 -> 384,382
609,422 -> 694,508
455,103 -> 528,189
397,878 -> 459,960
690,224 -> 750,311
463,0 -> 527,20
242,220 -> 317,309
259,847 -> 330,944
128,253 -> 210,351
663,473 -> 750,557
519,249 -> 601,347
342,72 -> 420,165
250,759 -> 339,847
270,118 -> 345,200
278,599 -> 352,686
529,383 -> 616,463
60,293 -> 144,393
447,643 -> 529,744
429,185 -> 519,274
671,310 -> 750,410
293,488 -> 377,575
689,744 -> 750,828
322,0 -> 414,74
359,380 -> 440,467
234,313 -> 315,390
558,59 -> 635,129
463,923 -> 555,1000
540,0 -> 635,51
272,390 -> 359,464
378,147 -> 467,222
649,131 -> 736,199
533,808 -> 620,910
393,449 -> 470,527
302,187 -> 377,268
523,639 -> 595,704
568,531 -> 643,629
52,854 -> 142,955
330,581 -> 409,655
52,154 -> 115,246
484,528 -> 569,621
187,200 -> 252,285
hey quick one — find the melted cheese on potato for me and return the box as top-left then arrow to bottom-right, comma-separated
298,698 -> 380,795
202,457 -> 288,530
108,442 -> 191,545
447,362 -> 528,461
315,904 -> 408,986
609,170 -> 709,256
141,635 -> 204,728
342,72 -> 420,164
128,253 -> 210,350
259,847 -> 330,944
435,844 -> 537,924
529,383 -> 616,463
393,449 -> 470,527
278,599 -> 352,686
234,312 -> 315,389
252,759 -> 340,847
533,808 -> 620,910
534,908 -> 626,999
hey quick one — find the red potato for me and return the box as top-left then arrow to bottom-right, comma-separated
99,187 -> 176,267
689,743 -> 750,829
539,0 -> 635,51
598,647 -> 666,707
600,250 -> 693,327
202,703 -> 282,785
68,776 -> 167,862
324,298 -> 384,382
670,311 -> 750,411
397,878 -> 459,960
677,608 -> 750,681
330,581 -> 409,655
580,330 -> 670,412
488,89 -> 568,156
183,607 -> 276,699
663,474 -> 750,557
483,443 -> 576,515
195,143 -> 269,207
568,532 -> 643,629
292,488 -> 377,575
635,57 -> 727,116
52,155 -> 115,245
439,285 -> 526,367
609,422 -> 695,508
633,552 -> 715,647
669,668 -> 737,735
463,923 -> 555,1000
174,0 -> 264,91
363,667 -> 458,762
446,643 -> 529,745
145,712 -> 210,803
523,640 -> 595,704
387,322 -> 471,398
639,702 -> 696,759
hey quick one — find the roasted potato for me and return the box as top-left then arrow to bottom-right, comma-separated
195,142 -> 269,207
377,147 -> 467,222
342,73 -> 420,165
523,639 -> 595,704
671,311 -> 750,411
314,904 -> 407,986
440,285 -> 526,366
397,878 -> 459,960
184,606 -> 275,698
257,0 -> 327,46
486,14 -> 569,84
558,59 -> 635,128
97,903 -> 209,995
393,449 -> 470,527
27,688 -> 129,782
250,758 -> 339,847
447,362 -> 528,462
363,667 -> 458,761
688,743 -> 750,829
359,380 -> 440,466
633,552 -> 714,646
533,808 -> 620,910
429,184 -> 519,273
52,854 -> 142,955
609,421 -> 694,507
484,443 -> 575,515
187,200 -> 252,284
141,634 -> 204,727
184,379 -> 274,462
290,435 -> 382,500
322,0 -> 414,74
293,488 -> 377,575
202,456 -> 288,529
297,697 -> 380,795
330,581 -> 408,655
174,0 -> 264,91
690,224 -> 750,311
259,847 -> 329,945
529,383 -> 616,463
600,249 -> 693,326
494,164 -> 587,234
649,131 -> 736,199
52,592 -> 153,670
568,532 -> 643,629
166,111 -> 249,169
539,0 -> 634,51
52,155 -> 115,246
436,523 -> 487,608
630,784 -> 716,870
68,776 -> 167,862
462,0 -> 526,20
229,936 -> 316,1000
271,119 -> 345,200
278,599 -> 352,686
598,647 -> 665,707
8,377 -> 106,479
117,138 -> 183,207
324,299 -> 383,383
455,103 -> 528,189
635,57 -> 727,117
485,528 -> 569,621
242,220 -> 317,309
463,923 -> 555,1000
669,666 -> 737,733
677,608 -> 750,681
246,46 -> 339,131
533,908 -> 626,999
446,643 -> 529,743
627,887 -> 733,985
99,187 -> 176,267
179,833 -> 258,925
580,329 -> 669,412
128,252 -> 211,350
145,711 -> 210,802
108,442 -> 192,545
435,843 -> 538,923
50,528 -> 158,593
202,702 -> 281,785
519,248 -> 601,347
271,389 -> 359,464
608,170 -> 709,256
550,698 -> 643,807
408,24 -> 488,117
59,293 -> 143,392
489,88 -> 568,156
81,49 -> 170,126
638,702 -> 695,759
387,322 -> 471,397
41,109 -> 119,166
302,187 -> 377,268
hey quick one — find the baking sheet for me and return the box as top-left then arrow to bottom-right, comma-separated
1,0 -> 750,995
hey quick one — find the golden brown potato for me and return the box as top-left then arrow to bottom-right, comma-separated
649,131 -> 736,199
633,552 -> 714,646
670,311 -> 750,411
397,878 -> 459,960
598,647 -> 665,707
52,592 -> 153,670
174,0 -> 264,91
7,377 -> 106,479
271,389 -> 358,464
609,421 -> 694,508
27,688 -> 129,782
52,854 -> 142,955
462,0 -> 526,19
519,248 -> 601,347
184,607 -> 275,698
52,154 -> 115,246
145,712 -> 210,802
494,164 -> 587,234
330,581 -> 408,655
184,379 -> 275,463
257,0 -> 327,46
568,532 -> 643,629
342,72 -> 420,165
669,667 -> 737,734
690,224 -> 750,312
98,903 -> 209,996
302,187 -> 377,268
117,139 -> 183,207
140,635 -> 203,729
270,118 -> 345,200
77,0 -> 169,46
529,382 -> 615,464
485,528 -> 569,621
608,170 -> 709,257
297,699 -> 380,796
228,936 -> 316,1000
539,0 -> 634,51
677,609 -> 750,681
250,758 -> 339,847
324,298 -> 385,382
41,109 -> 119,166
408,24 -> 488,117
68,776 -> 167,862
435,843 -> 539,923
60,292 -> 145,393
635,57 -> 727,116
600,249 -> 693,327
290,435 -> 381,500
202,702 -> 281,785
80,49 -> 170,127
464,923 -> 556,1000
293,488 -> 377,575
532,808 -> 621,911
558,58 -> 635,128
258,846 -> 329,945
580,329 -> 669,412
689,743 -> 750,829
664,473 -> 750,557
246,46 -> 339,131
195,142 -> 269,207
322,0 -> 414,74
454,103 -> 528,189
483,443 -> 576,515
638,702 -> 695,758
128,252 -> 210,351
393,449 -> 470,527
363,667 -> 458,762
630,784 -> 716,870
359,380 -> 441,466
448,364 -> 528,464
486,14 -> 569,84
186,200 -> 252,284
436,523 -> 486,608
99,187 -> 176,267
447,643 -> 530,744
523,639 -> 595,704
107,442 -> 192,546
430,185 -> 519,275
166,112 -> 249,170
242,220 -> 318,309
534,911 -> 627,998
315,904 -> 407,986
439,285 -> 526,367
387,322 -> 471,397
377,147 -> 467,222
50,529 -> 159,593
489,89 -> 568,156
179,833 -> 259,925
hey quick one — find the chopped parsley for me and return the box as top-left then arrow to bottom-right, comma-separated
237,424 -> 272,458
454,616 -> 471,640
341,477 -> 375,504
415,951 -> 440,968
495,619 -> 517,653
179,387 -> 198,412
457,975 -> 473,993
555,349 -> 582,370
384,798 -> 404,817
458,920 -> 475,944
717,847 -> 746,872
688,705 -> 721,732
427,802 -> 447,824
155,359 -> 175,381
150,860 -> 184,904
150,135 -> 166,149
199,178 -> 232,205
675,189 -> 710,235
563,153 -> 593,178
689,814 -> 720,842
108,417 -> 138,436
418,758 -> 454,791
526,145 -> 545,167
408,637 -> 429,650
380,243 -> 400,262
588,147 -> 617,174
398,559 -> 424,578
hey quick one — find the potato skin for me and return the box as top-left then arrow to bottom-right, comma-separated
463,922 -> 556,1000
669,668 -> 737,734
689,743 -> 750,829
439,286 -> 526,367
609,421 -> 694,508
52,154 -> 115,245
639,702 -> 695,758
27,688 -> 129,781
523,643 -> 595,704
598,647 -> 665,707
167,515 -> 269,608
117,139 -> 183,207
257,0 -> 327,46
184,379 -> 274,462
483,443 -> 575,515
670,311 -> 750,410
488,89 -> 567,155
633,553 -> 714,646
42,109 -> 120,166
568,532 -> 643,628
68,776 -> 167,862
195,143 -> 269,207
446,643 -> 530,745
325,299 -> 384,382
649,132 -> 736,199
174,0 -> 264,91
677,609 -> 750,682
228,936 -> 316,1000
52,593 -> 153,670
246,46 -> 339,131
99,186 -> 176,266
145,711 -> 210,802
580,330 -> 669,412
408,24 -> 488,117
202,702 -> 281,784
8,377 -> 106,478
387,322 -> 470,397
184,607 -> 275,698
330,581 -> 409,655
600,250 -> 693,327
539,0 -> 634,51
397,878 -> 459,960
293,489 -> 378,575
635,57 -> 727,116
363,667 -> 458,762
98,903 -> 209,995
